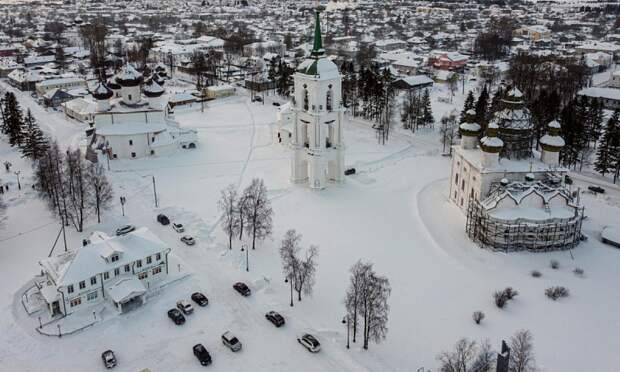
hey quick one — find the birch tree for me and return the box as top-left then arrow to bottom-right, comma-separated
280,229 -> 301,306
64,148 -> 89,232
361,270 -> 391,350
293,244 -> 318,301
345,260 -> 371,343
218,183 -> 237,249
87,162 -> 113,224
242,178 -> 273,250
509,330 -> 536,372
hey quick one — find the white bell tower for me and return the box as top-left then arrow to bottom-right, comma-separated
289,7 -> 345,189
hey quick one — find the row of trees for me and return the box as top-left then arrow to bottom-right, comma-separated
34,143 -> 114,231
594,110 -> 620,183
279,229 -> 319,304
437,329 -> 536,372
0,92 -> 49,160
401,89 -> 434,132
218,178 -> 273,251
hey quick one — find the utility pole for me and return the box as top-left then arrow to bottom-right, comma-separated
152,176 -> 158,207
241,244 -> 249,272
14,170 -> 21,190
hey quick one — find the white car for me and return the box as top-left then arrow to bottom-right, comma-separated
176,300 -> 194,315
222,331 -> 242,352
172,223 -> 185,233
180,236 -> 195,246
297,334 -> 321,353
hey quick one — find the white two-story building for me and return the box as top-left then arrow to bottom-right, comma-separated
37,228 -> 171,316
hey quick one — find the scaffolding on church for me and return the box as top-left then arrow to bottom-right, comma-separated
466,198 -> 585,253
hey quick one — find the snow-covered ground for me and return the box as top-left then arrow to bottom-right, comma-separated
1,82 -> 619,372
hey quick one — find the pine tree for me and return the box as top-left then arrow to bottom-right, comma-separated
595,110 -> 620,178
20,109 -> 49,159
560,102 -> 587,168
474,85 -> 489,132
3,92 -> 24,147
421,88 -> 434,127
586,98 -> 603,147
459,91 -> 475,123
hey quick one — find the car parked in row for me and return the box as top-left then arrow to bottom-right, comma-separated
193,343 -> 212,366
173,223 -> 185,232
588,185 -> 605,194
265,311 -> 285,327
177,300 -> 194,315
157,214 -> 170,225
181,236 -> 196,245
233,282 -> 251,296
298,334 -> 321,353
115,225 -> 135,236
221,331 -> 242,352
101,350 -> 117,368
167,308 -> 186,325
191,292 -> 209,307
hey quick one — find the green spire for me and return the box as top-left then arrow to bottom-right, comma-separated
311,9 -> 324,57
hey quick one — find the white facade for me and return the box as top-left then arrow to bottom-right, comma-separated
283,10 -> 345,189
37,228 -> 171,316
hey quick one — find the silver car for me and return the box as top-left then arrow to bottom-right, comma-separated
222,331 -> 242,352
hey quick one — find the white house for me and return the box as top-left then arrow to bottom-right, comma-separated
277,9 -> 345,189
37,228 -> 171,316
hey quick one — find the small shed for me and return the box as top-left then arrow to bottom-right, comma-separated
601,226 -> 620,248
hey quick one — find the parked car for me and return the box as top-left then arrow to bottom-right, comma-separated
167,308 -> 186,325
157,214 -> 170,225
177,300 -> 194,315
588,185 -> 605,194
101,350 -> 117,368
564,175 -> 573,185
221,331 -> 242,352
272,102 -> 281,107
193,343 -> 212,366
344,168 -> 356,176
115,225 -> 135,236
173,223 -> 185,232
252,96 -> 262,102
265,311 -> 285,327
191,292 -> 209,307
297,334 -> 321,353
233,282 -> 251,296
181,236 -> 196,246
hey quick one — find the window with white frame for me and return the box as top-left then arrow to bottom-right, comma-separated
103,272 -> 109,280
138,271 -> 148,280
90,276 -> 97,285
125,264 -> 130,273
153,266 -> 162,275
67,285 -> 74,294
111,254 -> 119,262
114,268 -> 120,276
156,253 -> 161,261
87,292 -> 98,301
79,281 -> 85,289
146,256 -> 152,264
70,297 -> 81,307
136,259 -> 142,268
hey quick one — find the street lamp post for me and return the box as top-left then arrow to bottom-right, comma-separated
285,276 -> 293,307
342,316 -> 350,349
14,170 -> 21,190
241,244 -> 249,272
142,175 -> 158,207
120,196 -> 126,216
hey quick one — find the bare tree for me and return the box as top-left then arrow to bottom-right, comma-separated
236,191 -> 248,240
280,229 -> 302,306
218,184 -> 237,249
439,111 -> 458,155
509,330 -> 536,372
437,338 -> 478,372
471,339 -> 495,372
361,269 -> 391,350
242,178 -> 273,250
64,148 -> 89,232
293,244 -> 318,301
345,260 -> 371,343
87,162 -> 113,224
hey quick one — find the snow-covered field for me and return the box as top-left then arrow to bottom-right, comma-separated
1,82 -> 620,372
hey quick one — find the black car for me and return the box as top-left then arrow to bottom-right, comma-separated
191,292 -> 209,307
272,102 -> 281,107
588,185 -> 605,194
167,308 -> 186,325
193,343 -> 212,366
101,350 -> 117,368
157,214 -> 170,225
233,282 -> 251,296
115,225 -> 136,236
265,311 -> 285,327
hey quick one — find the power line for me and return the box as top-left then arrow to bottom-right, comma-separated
0,221 -> 56,242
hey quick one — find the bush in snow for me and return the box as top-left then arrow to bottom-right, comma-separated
545,286 -> 570,300
573,267 -> 584,277
493,287 -> 518,309
550,260 -> 560,270
531,270 -> 542,278
472,311 -> 485,325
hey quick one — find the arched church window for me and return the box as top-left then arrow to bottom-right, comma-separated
303,89 -> 309,111
326,90 -> 333,112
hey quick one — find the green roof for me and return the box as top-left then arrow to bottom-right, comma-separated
311,9 -> 324,57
